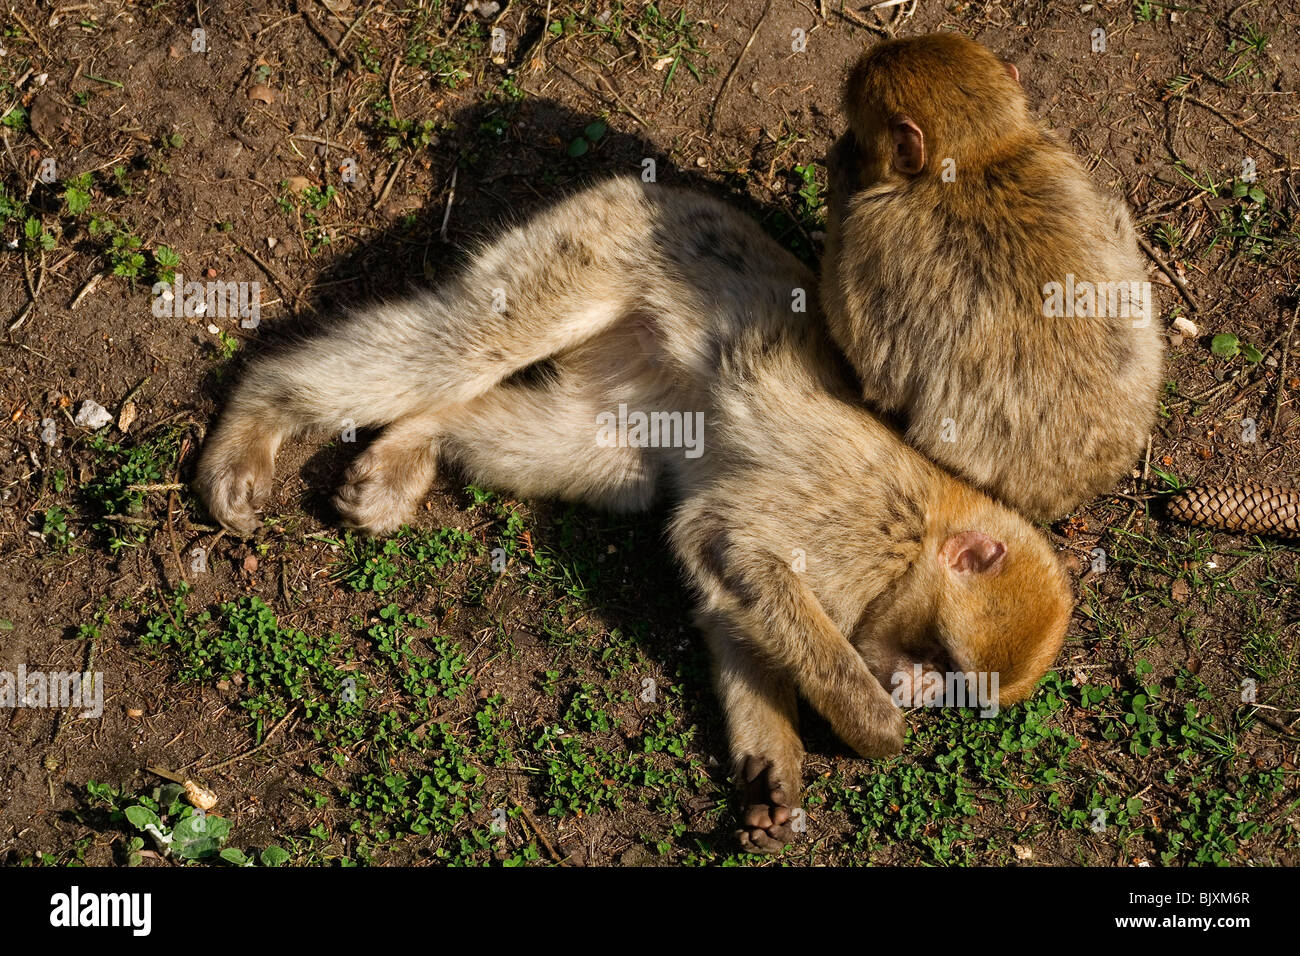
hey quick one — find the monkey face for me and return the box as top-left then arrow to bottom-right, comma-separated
849,562 -> 955,699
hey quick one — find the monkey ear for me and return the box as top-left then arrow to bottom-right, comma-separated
941,531 -> 1007,575
1004,61 -> 1020,83
890,116 -> 925,175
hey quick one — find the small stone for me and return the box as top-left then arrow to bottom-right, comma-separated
1170,316 -> 1198,337
184,779 -> 219,810
73,400 -> 113,429
117,401 -> 138,434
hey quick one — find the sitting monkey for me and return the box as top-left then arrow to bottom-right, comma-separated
823,33 -> 1163,521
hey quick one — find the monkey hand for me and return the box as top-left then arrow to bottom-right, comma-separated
737,755 -> 800,855
835,690 -> 906,759
193,422 -> 276,536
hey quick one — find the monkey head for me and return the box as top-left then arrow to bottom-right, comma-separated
928,520 -> 1073,707
855,491 -> 1072,712
837,33 -> 1030,183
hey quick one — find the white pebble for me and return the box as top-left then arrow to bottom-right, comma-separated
74,400 -> 113,429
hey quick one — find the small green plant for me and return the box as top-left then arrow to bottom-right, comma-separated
109,231 -> 145,280
22,216 -> 56,253
1209,179 -> 1293,259
81,427 -> 184,551
405,11 -> 479,86
1133,0 -> 1161,23
0,183 -> 23,226
62,172 -> 93,216
139,587 -> 368,739
278,182 -> 338,252
1210,332 -> 1263,363
634,3 -> 707,91
334,526 -> 478,593
88,215 -> 149,281
303,184 -> 336,211
793,162 -> 823,226
1,105 -> 28,130
219,844 -> 291,867
86,780 -> 234,864
40,506 -> 74,550
110,164 -> 135,196
567,121 -> 607,158
216,329 -> 240,360
152,244 -> 180,284
375,110 -> 440,154
1153,222 -> 1182,252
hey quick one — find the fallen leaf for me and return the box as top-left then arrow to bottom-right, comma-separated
248,84 -> 276,104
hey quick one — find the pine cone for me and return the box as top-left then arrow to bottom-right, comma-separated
1167,484 -> 1300,538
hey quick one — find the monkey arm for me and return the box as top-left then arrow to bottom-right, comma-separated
696,610 -> 804,853
731,553 -> 905,758
673,513 -> 905,759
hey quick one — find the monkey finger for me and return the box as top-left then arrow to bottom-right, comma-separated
743,803 -> 775,830
738,826 -> 788,855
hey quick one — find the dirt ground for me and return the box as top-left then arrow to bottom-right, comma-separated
1,0 -> 1297,867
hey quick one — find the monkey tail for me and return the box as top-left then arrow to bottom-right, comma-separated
1166,483 -> 1300,538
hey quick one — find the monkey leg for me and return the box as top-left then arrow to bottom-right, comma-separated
194,295 -> 637,534
433,373 -> 664,513
195,179 -> 660,534
331,383 -> 664,537
699,612 -> 805,855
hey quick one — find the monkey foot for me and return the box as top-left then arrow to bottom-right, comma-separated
737,755 -> 797,855
332,443 -> 432,537
193,425 -> 275,536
